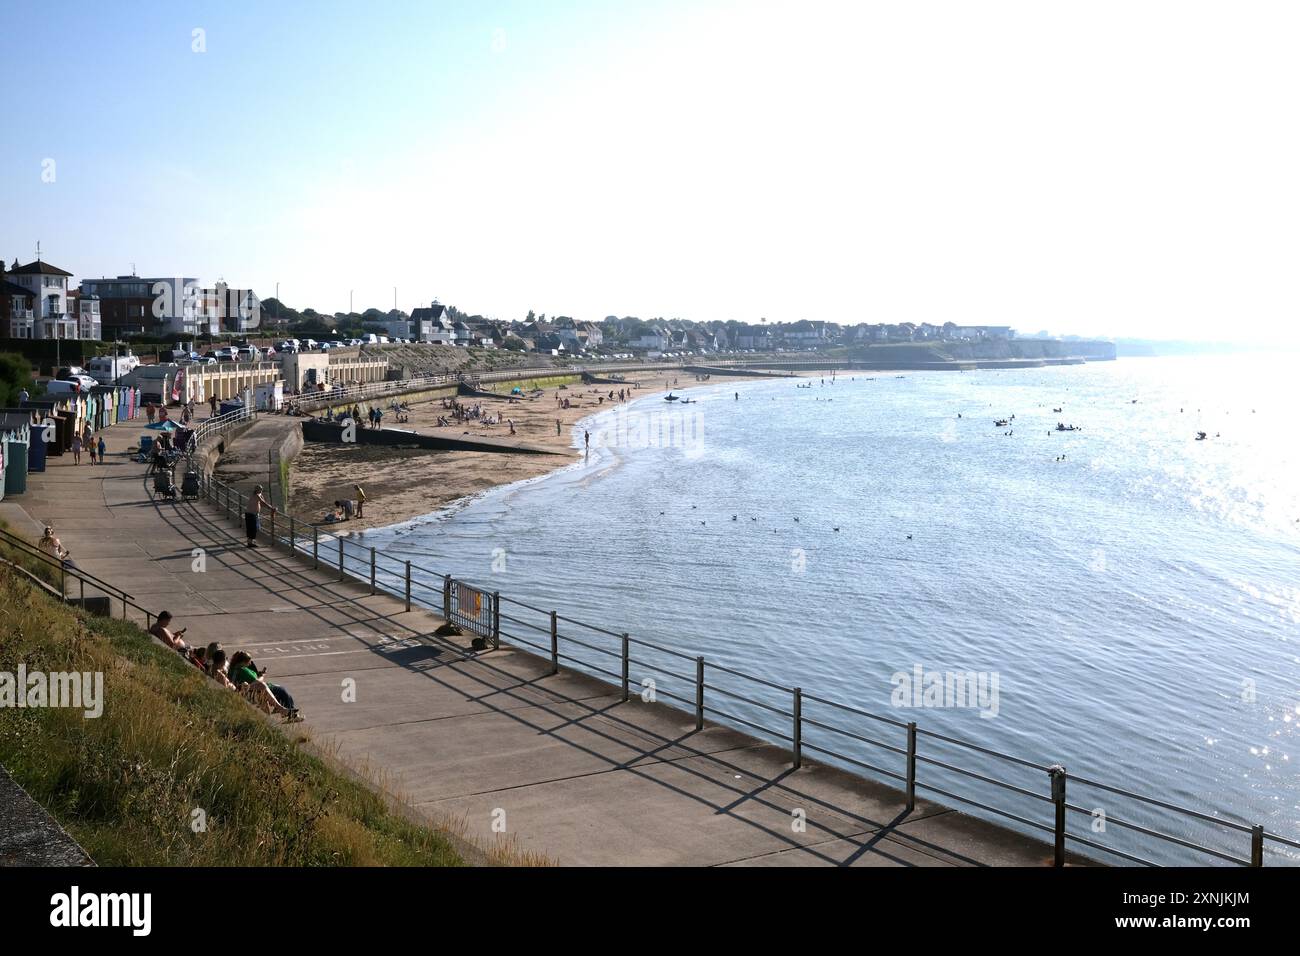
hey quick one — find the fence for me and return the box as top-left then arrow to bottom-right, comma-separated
173,462 -> 1300,869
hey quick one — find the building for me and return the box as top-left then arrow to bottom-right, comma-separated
4,257 -> 87,339
79,274 -> 205,336
66,288 -> 103,340
200,284 -> 260,333
0,260 -> 37,339
410,301 -> 454,343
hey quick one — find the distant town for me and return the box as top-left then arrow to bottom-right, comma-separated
3,251 -> 1058,360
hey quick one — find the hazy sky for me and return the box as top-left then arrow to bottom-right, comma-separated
3,0 -> 1297,341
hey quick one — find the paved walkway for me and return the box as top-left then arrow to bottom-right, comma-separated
14,415 -> 1082,866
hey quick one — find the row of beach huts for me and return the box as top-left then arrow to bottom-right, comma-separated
0,383 -> 144,500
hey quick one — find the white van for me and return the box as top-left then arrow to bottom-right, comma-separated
44,379 -> 89,396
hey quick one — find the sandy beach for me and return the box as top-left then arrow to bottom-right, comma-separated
288,369 -> 780,531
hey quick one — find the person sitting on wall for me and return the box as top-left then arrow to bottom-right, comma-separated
38,526 -> 71,561
148,610 -> 191,657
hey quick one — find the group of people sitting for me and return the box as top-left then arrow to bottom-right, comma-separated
149,611 -> 303,723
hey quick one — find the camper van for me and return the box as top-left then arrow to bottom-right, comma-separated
86,353 -> 139,383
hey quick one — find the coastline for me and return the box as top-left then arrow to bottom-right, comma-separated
287,368 -> 794,532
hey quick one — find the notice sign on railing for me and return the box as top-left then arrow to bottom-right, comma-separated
451,581 -> 492,637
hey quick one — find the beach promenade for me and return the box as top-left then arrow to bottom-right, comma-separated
7,416 -> 1084,866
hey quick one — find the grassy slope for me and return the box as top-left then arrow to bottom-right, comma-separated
0,565 -> 463,867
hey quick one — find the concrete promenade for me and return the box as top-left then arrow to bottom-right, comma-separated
10,414 -> 1086,866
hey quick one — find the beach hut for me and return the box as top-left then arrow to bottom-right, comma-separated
0,409 -> 44,472
0,412 -> 32,498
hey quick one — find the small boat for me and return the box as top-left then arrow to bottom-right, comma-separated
664,394 -> 679,402
1052,407 -> 1062,413
994,419 -> 1009,427
1055,423 -> 1080,432
1195,431 -> 1207,441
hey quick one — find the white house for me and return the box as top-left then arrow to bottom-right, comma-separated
6,258 -> 87,339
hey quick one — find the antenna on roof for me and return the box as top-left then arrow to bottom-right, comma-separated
35,240 -> 41,261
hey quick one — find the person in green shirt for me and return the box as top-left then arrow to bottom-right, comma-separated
228,651 -> 301,722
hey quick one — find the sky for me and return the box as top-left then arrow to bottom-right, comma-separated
2,0 -> 1298,342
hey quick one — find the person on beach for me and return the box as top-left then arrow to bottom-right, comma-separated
244,484 -> 271,548
556,418 -> 561,436
354,484 -> 366,518
71,433 -> 82,464
97,436 -> 106,464
146,402 -> 156,424
209,394 -> 218,417
87,438 -> 97,465
340,498 -> 355,520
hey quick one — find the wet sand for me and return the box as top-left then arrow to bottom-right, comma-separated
288,370 -> 776,531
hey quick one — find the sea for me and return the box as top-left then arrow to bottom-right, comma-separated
357,354 -> 1300,865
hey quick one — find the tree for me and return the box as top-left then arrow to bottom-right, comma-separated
0,353 -> 30,407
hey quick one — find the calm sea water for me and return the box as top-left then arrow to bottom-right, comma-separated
360,355 -> 1300,864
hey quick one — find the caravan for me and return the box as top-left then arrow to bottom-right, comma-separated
86,352 -> 140,383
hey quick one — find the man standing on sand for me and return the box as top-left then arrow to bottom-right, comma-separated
209,393 -> 218,417
354,484 -> 366,519
244,484 -> 271,548
556,418 -> 561,436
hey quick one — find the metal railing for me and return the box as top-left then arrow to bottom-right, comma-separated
180,464 -> 1300,868
0,527 -> 159,631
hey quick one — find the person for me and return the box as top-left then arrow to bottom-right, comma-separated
70,433 -> 82,464
17,387 -> 28,404
228,651 -> 301,721
556,418 -> 561,436
354,484 -> 366,518
148,611 -> 191,656
340,497 -> 355,520
508,418 -> 515,435
146,402 -> 156,424
38,526 -> 70,561
584,430 -> 590,453
207,648 -> 235,687
87,438 -> 97,465
209,394 -> 218,417
244,484 -> 271,548
97,435 -> 106,464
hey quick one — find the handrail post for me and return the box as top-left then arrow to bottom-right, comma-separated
60,560 -> 66,599
492,591 -> 500,650
338,536 -> 344,581
289,515 -> 295,555
442,574 -> 451,619
369,547 -> 376,594
404,560 -> 411,611
694,656 -> 704,730
621,633 -> 630,702
906,722 -> 918,812
1251,825 -> 1264,867
792,687 -> 802,768
1049,764 -> 1067,867
312,526 -> 319,569
269,509 -> 275,548
79,575 -> 85,610
549,610 -> 559,675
